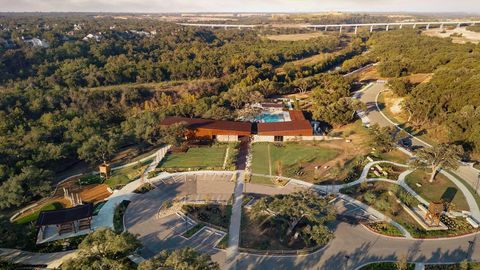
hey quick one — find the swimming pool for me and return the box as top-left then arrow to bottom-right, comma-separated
255,112 -> 291,123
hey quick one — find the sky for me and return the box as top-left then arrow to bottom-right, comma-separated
0,0 -> 479,14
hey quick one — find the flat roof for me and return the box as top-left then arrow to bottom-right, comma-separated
257,120 -> 312,134
257,110 -> 312,135
161,116 -> 252,133
36,203 -> 94,226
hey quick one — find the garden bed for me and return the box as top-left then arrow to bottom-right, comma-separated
133,183 -> 155,194
360,262 -> 415,270
182,204 -> 231,230
182,224 -> 205,238
113,200 -> 130,233
341,182 -> 478,238
364,221 -> 403,237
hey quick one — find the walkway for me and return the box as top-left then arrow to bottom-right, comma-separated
356,81 -> 480,192
226,170 -> 245,269
356,82 -> 480,221
0,248 -> 77,269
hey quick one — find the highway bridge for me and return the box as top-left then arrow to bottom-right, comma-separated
179,21 -> 480,33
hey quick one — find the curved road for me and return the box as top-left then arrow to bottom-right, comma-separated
356,82 -> 480,195
125,173 -> 480,270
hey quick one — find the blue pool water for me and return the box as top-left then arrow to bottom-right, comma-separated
256,113 -> 285,123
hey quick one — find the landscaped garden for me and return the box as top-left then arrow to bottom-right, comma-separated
341,182 -> 479,238
360,262 -> 415,270
239,191 -> 336,252
405,169 -> 469,211
105,159 -> 152,189
113,200 -> 131,233
158,144 -> 236,172
365,221 -> 403,237
14,201 -> 64,225
250,142 -> 340,184
182,204 -> 232,230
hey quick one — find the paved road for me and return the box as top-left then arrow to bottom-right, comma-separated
123,171 -> 480,270
356,82 -> 480,196
226,171 -> 245,268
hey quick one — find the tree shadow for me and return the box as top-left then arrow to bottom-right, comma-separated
441,187 -> 458,204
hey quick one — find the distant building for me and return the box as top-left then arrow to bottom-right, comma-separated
83,33 -> 102,41
23,37 -> 49,48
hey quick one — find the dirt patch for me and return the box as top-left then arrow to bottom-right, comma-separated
423,27 -> 480,44
264,32 -> 325,41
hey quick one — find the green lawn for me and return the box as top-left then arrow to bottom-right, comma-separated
251,142 -> 340,180
405,169 -> 469,211
159,146 -> 227,170
15,202 -> 64,224
342,182 -> 477,238
104,158 -> 152,188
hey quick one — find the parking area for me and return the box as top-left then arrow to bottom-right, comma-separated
126,172 -> 234,259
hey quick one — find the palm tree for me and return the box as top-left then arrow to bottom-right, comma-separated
412,144 -> 463,183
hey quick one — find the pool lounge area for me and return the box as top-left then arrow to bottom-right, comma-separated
255,111 -> 291,123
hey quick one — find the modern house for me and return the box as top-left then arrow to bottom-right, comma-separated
255,110 -> 313,142
160,116 -> 252,142
160,108 -> 317,142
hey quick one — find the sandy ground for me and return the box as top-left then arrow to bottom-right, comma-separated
423,27 -> 480,44
265,32 -> 324,41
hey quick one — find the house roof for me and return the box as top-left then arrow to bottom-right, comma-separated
257,120 -> 312,134
257,110 -> 312,135
36,203 -> 94,226
288,110 -> 307,121
160,116 -> 252,133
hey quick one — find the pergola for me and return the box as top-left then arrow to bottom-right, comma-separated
36,203 -> 94,238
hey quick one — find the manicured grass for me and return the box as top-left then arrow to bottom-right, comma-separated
105,159 -> 152,188
15,202 -> 64,225
251,142 -> 340,180
160,146 -> 227,170
374,149 -> 411,164
405,169 -> 469,211
182,224 -> 205,238
250,175 -> 275,186
342,182 -> 478,238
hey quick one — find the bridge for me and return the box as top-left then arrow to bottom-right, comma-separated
178,21 -> 480,33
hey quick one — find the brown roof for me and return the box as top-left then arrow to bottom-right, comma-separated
257,120 -> 312,135
288,110 -> 306,121
36,203 -> 93,226
257,110 -> 312,135
161,116 -> 251,133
